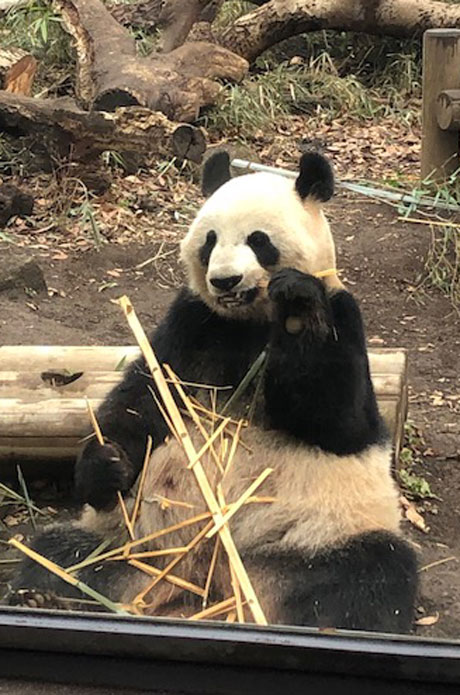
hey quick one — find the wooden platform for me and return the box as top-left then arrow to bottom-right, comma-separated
0,346 -> 408,463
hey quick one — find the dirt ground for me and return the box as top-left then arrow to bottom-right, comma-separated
0,188 -> 459,641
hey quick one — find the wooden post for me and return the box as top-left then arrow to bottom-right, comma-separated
421,29 -> 460,181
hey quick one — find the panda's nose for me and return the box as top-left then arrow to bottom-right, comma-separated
210,275 -> 243,292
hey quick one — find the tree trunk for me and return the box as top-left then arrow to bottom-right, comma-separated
0,48 -> 37,95
54,0 -> 248,121
218,0 -> 460,62
0,90 -> 206,161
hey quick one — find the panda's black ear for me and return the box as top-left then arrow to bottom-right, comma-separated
202,151 -> 231,197
295,152 -> 334,202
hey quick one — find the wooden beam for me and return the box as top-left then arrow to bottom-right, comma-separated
421,29 -> 460,180
0,346 -> 408,463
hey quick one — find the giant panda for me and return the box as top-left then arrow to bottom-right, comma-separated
12,150 -> 418,633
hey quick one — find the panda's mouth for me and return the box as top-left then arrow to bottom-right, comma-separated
216,287 -> 259,308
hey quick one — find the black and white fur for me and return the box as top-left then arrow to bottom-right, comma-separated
12,151 -> 418,632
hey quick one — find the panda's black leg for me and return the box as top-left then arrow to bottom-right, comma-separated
245,531 -> 418,633
8,523 -> 136,608
265,268 -> 384,454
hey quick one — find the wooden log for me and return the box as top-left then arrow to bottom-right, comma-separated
0,47 -> 37,95
0,371 -> 404,400
0,90 -> 206,162
436,89 -> 460,131
0,345 -> 140,372
421,29 -> 460,180
0,346 -> 408,463
0,345 -> 406,375
54,0 -> 247,122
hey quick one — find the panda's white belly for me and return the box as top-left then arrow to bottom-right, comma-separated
131,428 -> 401,558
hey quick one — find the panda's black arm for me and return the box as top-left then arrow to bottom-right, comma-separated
75,289 -> 212,509
75,288 -> 267,509
264,269 -> 384,456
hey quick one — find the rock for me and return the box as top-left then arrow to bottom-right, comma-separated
0,184 -> 34,227
0,258 -> 47,295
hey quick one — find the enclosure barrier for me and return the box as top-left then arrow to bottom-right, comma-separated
422,28 -> 460,180
0,345 -> 407,465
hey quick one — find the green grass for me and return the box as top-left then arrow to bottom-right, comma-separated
425,226 -> 460,308
390,172 -> 460,308
201,48 -> 418,135
398,422 -> 437,500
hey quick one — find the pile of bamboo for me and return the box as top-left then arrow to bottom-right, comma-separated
12,296 -> 272,624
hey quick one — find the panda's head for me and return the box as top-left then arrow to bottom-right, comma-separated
180,150 -> 341,319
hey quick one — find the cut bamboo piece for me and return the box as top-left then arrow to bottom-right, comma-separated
10,538 -> 130,615
207,468 -> 273,539
128,559 -> 205,597
189,596 -> 237,621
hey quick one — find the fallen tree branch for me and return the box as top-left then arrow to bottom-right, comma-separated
218,0 -> 460,62
0,90 -> 206,161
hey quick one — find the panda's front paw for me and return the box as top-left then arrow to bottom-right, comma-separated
75,438 -> 134,510
269,268 -> 324,304
268,269 -> 331,337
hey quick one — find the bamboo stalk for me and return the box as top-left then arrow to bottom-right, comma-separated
186,417 -> 231,469
397,216 -> 460,228
221,350 -> 266,415
314,268 -> 339,278
229,558 -> 245,623
122,547 -> 188,560
145,494 -> 195,510
118,492 -> 135,542
217,485 -> 245,624
131,435 -> 153,528
85,397 -> 104,445
149,388 -> 181,444
165,364 -> 224,474
66,512 -> 212,573
223,419 -> 244,479
133,520 -> 214,605
202,536 -> 220,610
118,295 -> 267,625
207,468 -> 273,539
189,596 -> 237,621
9,538 -> 130,615
128,559 -> 205,597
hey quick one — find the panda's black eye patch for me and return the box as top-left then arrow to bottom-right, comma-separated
199,230 -> 217,267
247,231 -> 279,267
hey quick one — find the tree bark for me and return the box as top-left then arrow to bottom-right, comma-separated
54,0 -> 248,121
0,48 -> 37,95
218,0 -> 460,63
0,90 -> 206,162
